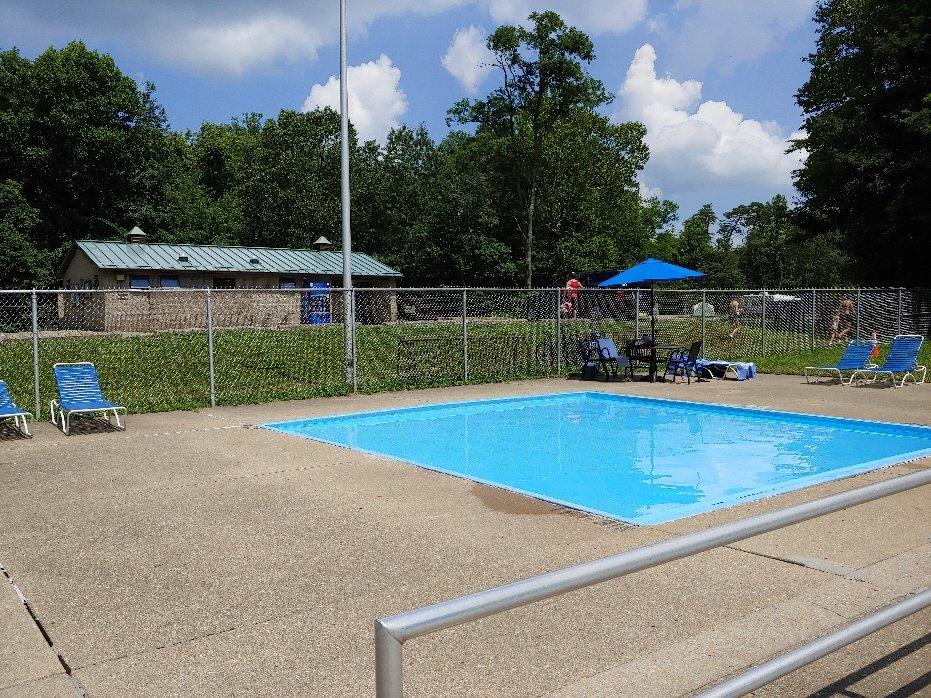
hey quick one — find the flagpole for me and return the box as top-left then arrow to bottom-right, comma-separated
339,0 -> 354,385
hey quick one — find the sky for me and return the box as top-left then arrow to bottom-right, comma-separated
0,0 -> 818,219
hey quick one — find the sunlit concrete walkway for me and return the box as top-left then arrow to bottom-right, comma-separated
1,375 -> 928,696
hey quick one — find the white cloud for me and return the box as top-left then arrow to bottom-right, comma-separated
481,0 -> 647,34
664,0 -> 814,73
302,54 -> 408,143
174,16 -> 322,75
442,26 -> 495,93
0,0 -> 466,76
618,44 -> 806,197
639,182 -> 664,200
2,0 -> 648,77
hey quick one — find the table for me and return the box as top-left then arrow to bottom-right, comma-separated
629,343 -> 686,382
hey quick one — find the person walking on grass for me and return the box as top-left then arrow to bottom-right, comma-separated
564,272 -> 582,319
728,297 -> 742,340
830,296 -> 855,343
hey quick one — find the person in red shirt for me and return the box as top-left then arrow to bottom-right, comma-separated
564,273 -> 582,318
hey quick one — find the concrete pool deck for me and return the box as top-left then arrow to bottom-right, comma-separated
0,375 -> 928,696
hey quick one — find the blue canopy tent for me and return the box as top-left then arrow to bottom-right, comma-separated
599,258 -> 705,343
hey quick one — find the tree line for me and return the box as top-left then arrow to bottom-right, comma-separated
1,3 -> 927,290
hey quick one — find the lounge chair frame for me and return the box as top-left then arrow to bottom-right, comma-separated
50,362 -> 127,435
0,380 -> 32,438
805,366 -> 873,385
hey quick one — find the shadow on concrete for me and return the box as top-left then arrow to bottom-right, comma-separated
0,423 -> 31,441
808,632 -> 930,698
56,415 -> 124,437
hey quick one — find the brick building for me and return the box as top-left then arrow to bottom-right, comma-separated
58,229 -> 401,331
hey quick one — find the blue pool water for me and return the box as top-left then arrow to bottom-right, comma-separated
262,392 -> 931,525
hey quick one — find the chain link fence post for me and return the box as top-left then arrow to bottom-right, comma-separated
555,288 -> 562,375
811,288 -> 816,350
343,288 -> 353,389
30,290 -> 40,419
700,290 -> 706,358
462,289 -> 469,382
635,289 -> 640,339
206,288 -> 216,407
348,288 -> 359,393
897,287 -> 903,335
856,288 -> 861,340
760,289 -> 767,356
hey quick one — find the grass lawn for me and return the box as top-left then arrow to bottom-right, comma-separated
1,318 -> 927,416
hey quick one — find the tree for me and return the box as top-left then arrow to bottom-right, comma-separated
243,109 -> 343,248
706,225 -> 745,288
0,42 -> 180,280
794,0 -> 931,286
449,11 -> 610,286
640,197 -> 680,263
184,115 -> 263,245
536,112 -> 649,282
721,195 -> 846,287
420,131 -> 512,286
359,125 -> 438,277
0,179 -> 48,288
677,204 -> 715,272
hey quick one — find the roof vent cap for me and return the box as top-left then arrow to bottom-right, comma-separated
249,256 -> 261,264
177,254 -> 189,262
312,236 -> 333,251
127,226 -> 147,244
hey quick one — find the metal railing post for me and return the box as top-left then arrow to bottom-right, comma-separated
635,289 -> 640,339
375,620 -> 404,697
206,288 -> 216,407
701,290 -> 706,358
810,289 -> 816,350
856,288 -> 861,340
30,290 -> 40,419
555,288 -> 562,374
462,289 -> 468,382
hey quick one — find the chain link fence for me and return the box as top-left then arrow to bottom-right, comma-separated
0,287 -> 928,418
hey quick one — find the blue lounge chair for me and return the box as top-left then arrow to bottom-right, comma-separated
804,340 -> 876,385
50,362 -> 126,434
0,380 -> 32,438
663,340 -> 703,384
850,335 -> 926,388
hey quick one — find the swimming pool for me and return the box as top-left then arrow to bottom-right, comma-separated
262,392 -> 931,525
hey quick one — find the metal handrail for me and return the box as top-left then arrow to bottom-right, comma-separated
374,469 -> 931,696
698,587 -> 931,697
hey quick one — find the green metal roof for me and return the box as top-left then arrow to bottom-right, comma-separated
73,240 -> 401,277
